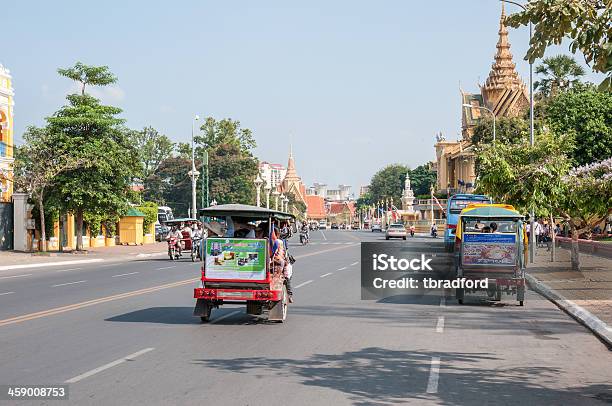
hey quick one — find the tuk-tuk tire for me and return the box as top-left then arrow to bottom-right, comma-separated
458,299 -> 464,305
519,301 -> 524,306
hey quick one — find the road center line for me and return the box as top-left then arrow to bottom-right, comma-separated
337,266 -> 347,271
436,316 -> 445,333
211,310 -> 241,324
320,272 -> 333,278
0,278 -> 198,327
426,356 -> 441,394
0,291 -> 15,296
56,268 -> 83,273
112,272 -> 139,278
294,280 -> 313,289
320,230 -> 327,241
0,273 -> 33,280
350,261 -> 359,266
156,266 -> 176,270
65,348 -> 155,384
52,280 -> 86,288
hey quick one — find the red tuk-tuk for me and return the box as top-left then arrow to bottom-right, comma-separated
193,204 -> 294,323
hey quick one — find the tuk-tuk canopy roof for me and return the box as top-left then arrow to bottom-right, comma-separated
163,217 -> 199,224
459,204 -> 524,219
199,204 -> 295,220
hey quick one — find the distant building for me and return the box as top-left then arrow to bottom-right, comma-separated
0,63 -> 14,203
259,161 -> 287,189
277,146 -> 307,213
305,194 -> 326,220
359,185 -> 370,197
306,183 -> 351,201
434,5 -> 529,195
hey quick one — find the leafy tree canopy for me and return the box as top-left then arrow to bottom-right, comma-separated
506,0 -> 612,90
542,85 -> 612,166
410,164 -> 437,196
534,54 -> 586,98
132,126 -> 175,179
369,164 -> 408,207
58,61 -> 117,95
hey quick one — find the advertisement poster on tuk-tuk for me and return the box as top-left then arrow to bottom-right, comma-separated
205,238 -> 267,280
462,233 -> 516,266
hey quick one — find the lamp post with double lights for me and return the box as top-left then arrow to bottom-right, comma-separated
190,114 -> 200,219
264,182 -> 271,209
283,195 -> 289,213
254,174 -> 263,207
272,190 -> 280,211
500,0 -> 536,263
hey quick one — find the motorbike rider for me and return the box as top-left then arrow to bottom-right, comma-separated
300,222 -> 310,243
166,225 -> 183,255
430,223 -> 438,238
409,224 -> 416,237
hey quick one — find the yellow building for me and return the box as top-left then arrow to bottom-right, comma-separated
434,5 -> 529,195
0,63 -> 14,203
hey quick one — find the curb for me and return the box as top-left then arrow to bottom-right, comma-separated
526,273 -> 612,349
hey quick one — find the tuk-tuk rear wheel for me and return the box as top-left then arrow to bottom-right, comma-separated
519,301 -> 524,306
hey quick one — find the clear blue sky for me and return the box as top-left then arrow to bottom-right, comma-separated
4,1 -> 603,194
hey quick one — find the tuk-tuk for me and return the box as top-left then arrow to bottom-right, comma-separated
454,204 -> 527,306
163,218 -> 201,261
193,204 -> 295,323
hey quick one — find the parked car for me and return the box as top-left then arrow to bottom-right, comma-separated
319,220 -> 328,230
155,224 -> 169,241
331,223 -> 339,229
371,223 -> 382,232
351,222 -> 360,230
385,223 -> 407,240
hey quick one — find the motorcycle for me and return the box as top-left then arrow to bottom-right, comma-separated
299,231 -> 309,245
167,237 -> 182,260
410,228 -> 415,237
191,238 -> 202,262
431,227 -> 438,238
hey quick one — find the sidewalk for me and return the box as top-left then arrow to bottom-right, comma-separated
527,244 -> 612,346
0,242 -> 167,269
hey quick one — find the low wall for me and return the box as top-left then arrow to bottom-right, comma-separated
555,237 -> 612,259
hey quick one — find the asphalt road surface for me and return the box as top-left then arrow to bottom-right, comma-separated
1,230 -> 611,405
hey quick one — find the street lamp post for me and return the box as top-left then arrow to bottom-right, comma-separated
191,115 -> 200,219
264,182 -> 271,209
254,174 -> 263,207
500,0 -> 536,263
463,104 -> 496,142
272,190 -> 280,211
283,195 -> 289,212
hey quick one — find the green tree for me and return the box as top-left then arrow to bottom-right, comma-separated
476,132 -> 573,217
534,55 -> 586,98
285,192 -> 307,218
149,156 -> 193,216
136,201 -> 158,235
207,143 -> 258,205
560,158 -> 612,269
409,164 -> 437,196
472,116 -> 529,147
13,127 -> 86,251
132,127 -> 175,179
543,86 -> 612,166
192,117 -> 258,206
506,0 -> 612,91
47,64 -> 141,251
57,61 -> 117,96
369,164 -> 409,207
196,117 -> 256,153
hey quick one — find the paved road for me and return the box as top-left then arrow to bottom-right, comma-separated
1,230 -> 611,405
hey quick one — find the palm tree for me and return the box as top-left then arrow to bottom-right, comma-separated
534,55 -> 586,99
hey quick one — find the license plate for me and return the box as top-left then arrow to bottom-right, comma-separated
218,291 -> 252,299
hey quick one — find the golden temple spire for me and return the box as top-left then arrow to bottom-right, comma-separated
481,3 -> 527,114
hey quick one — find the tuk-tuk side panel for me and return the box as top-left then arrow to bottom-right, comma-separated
203,238 -> 270,283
